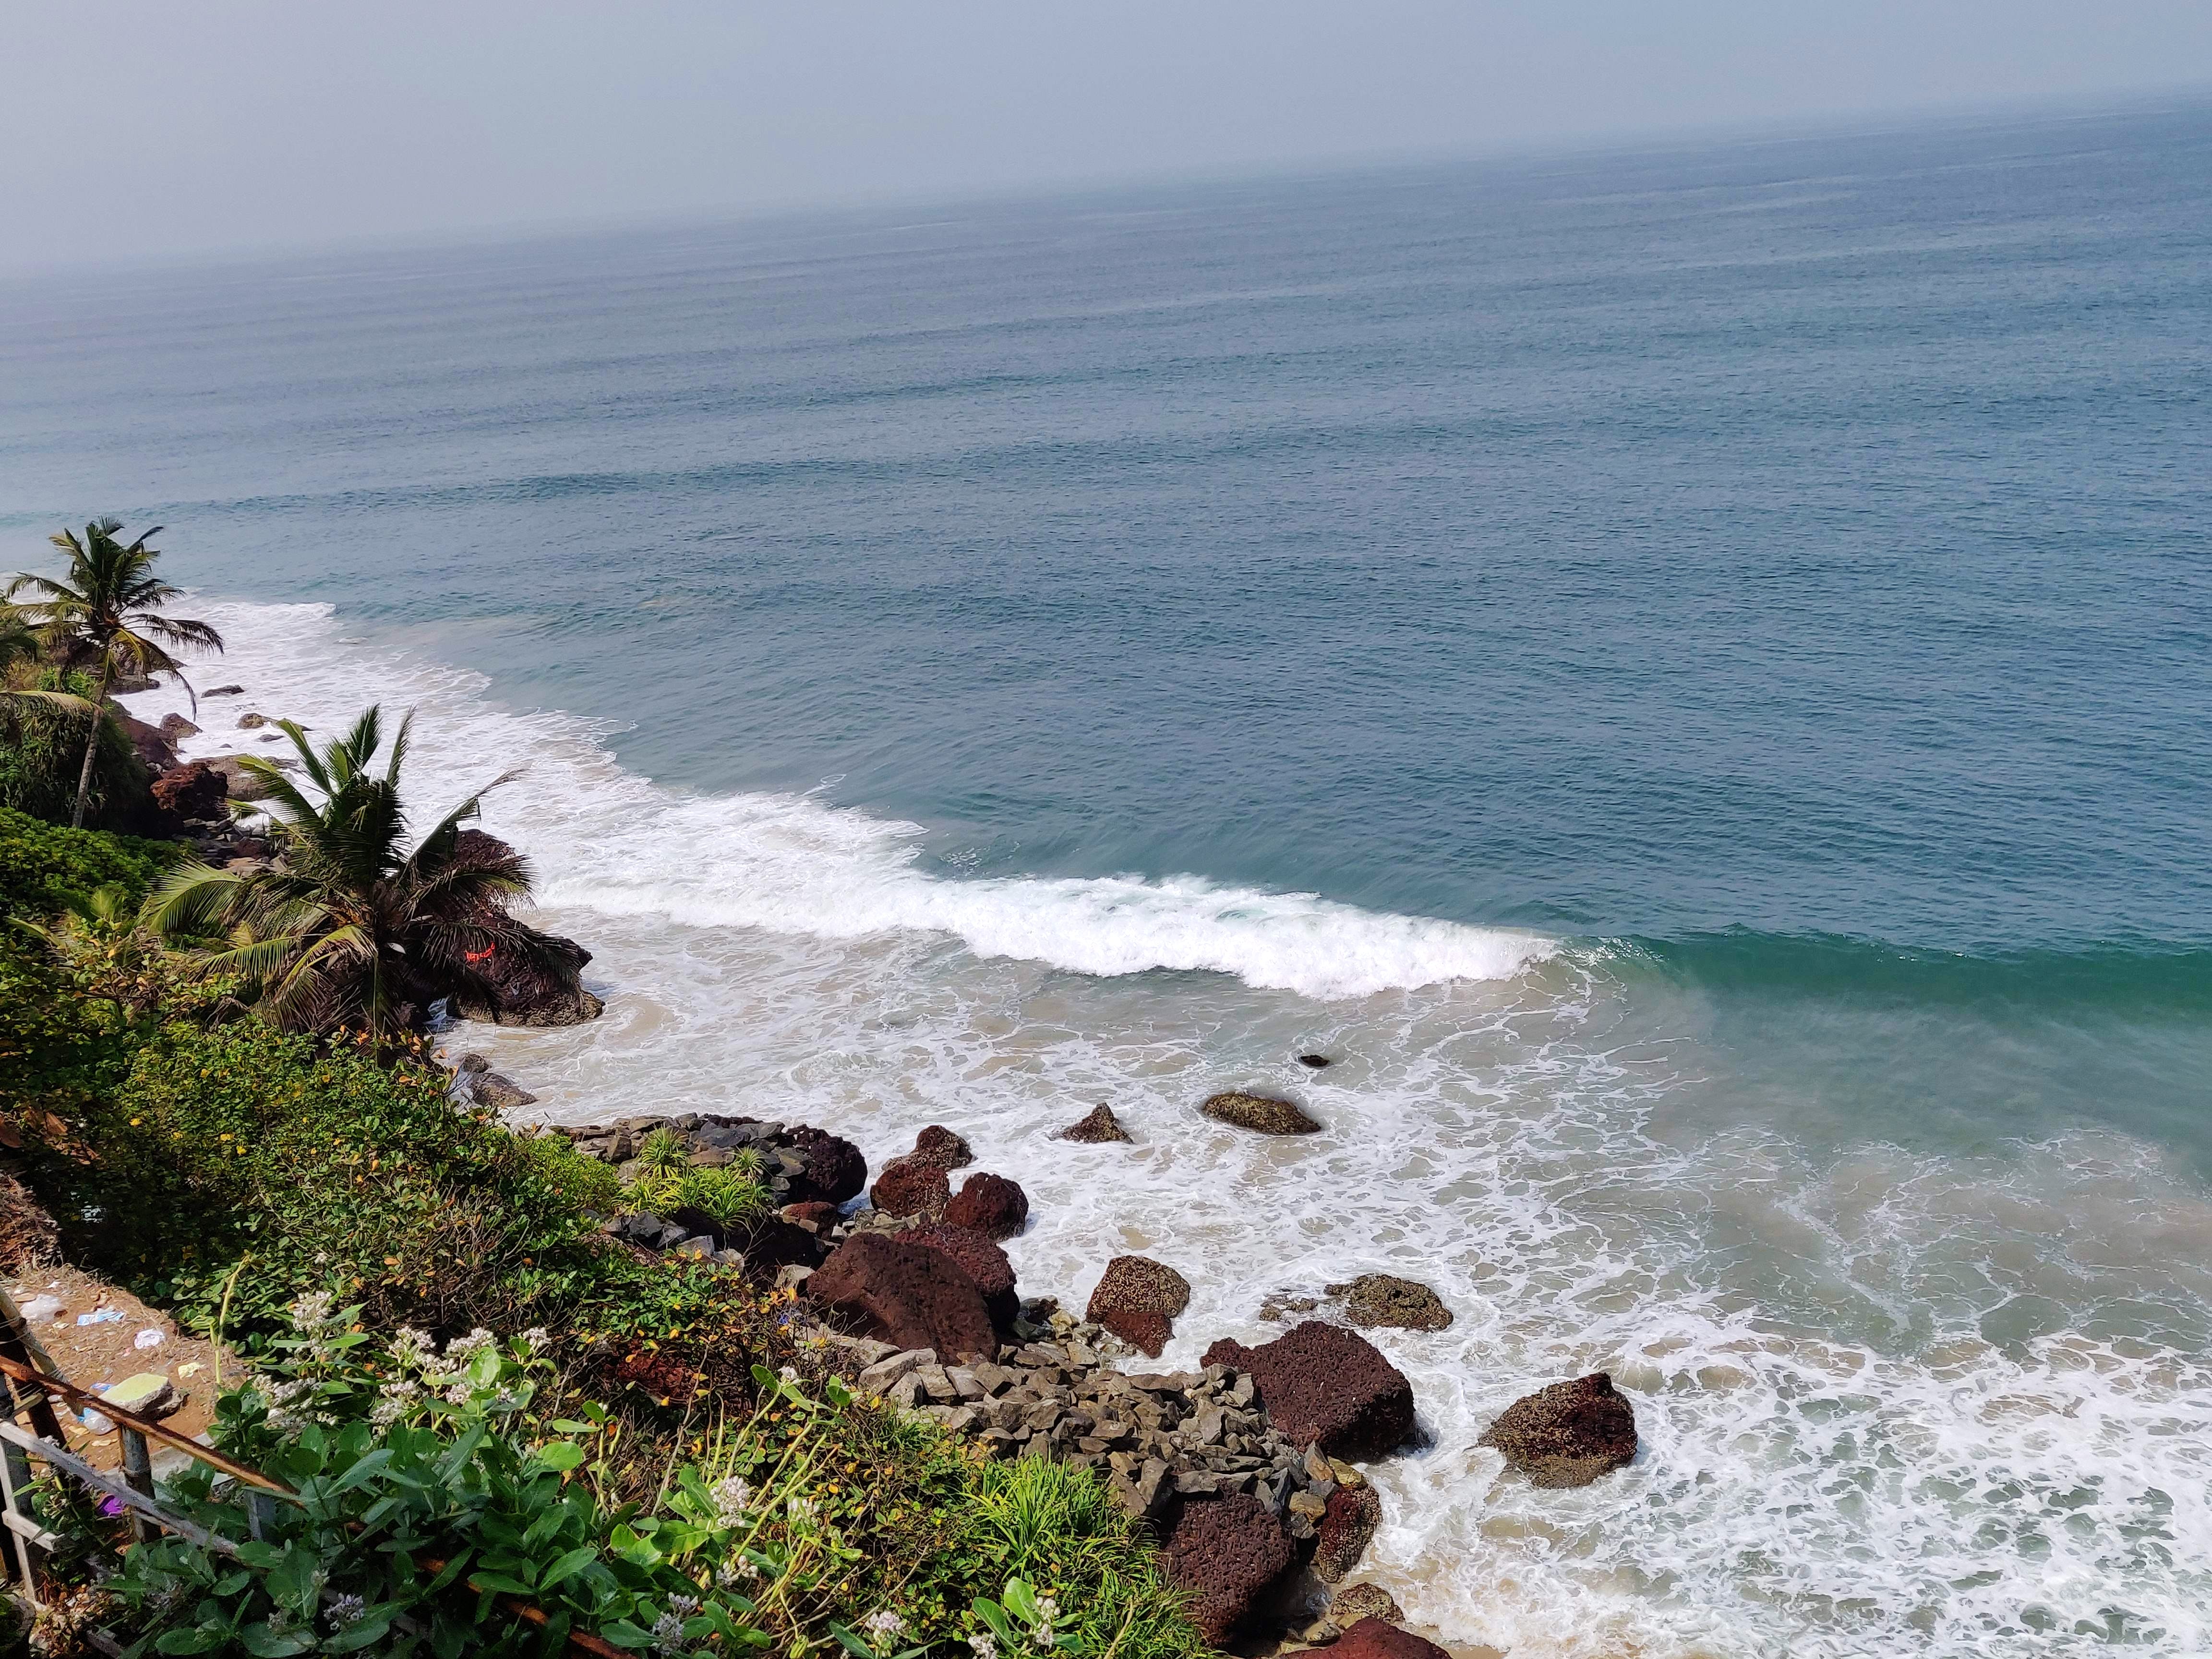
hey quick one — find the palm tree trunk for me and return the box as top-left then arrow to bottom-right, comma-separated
69,657 -> 114,830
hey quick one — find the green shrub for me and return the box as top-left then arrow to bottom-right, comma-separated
0,805 -> 170,924
0,680 -> 160,831
517,1129 -> 625,1214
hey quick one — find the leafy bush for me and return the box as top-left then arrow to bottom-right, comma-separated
0,678 -> 160,831
0,805 -> 170,924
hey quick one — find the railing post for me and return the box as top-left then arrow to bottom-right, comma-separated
246,1490 -> 277,1542
0,1412 -> 40,1600
119,1429 -> 155,1545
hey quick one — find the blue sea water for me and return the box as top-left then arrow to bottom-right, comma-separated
6,98 -> 2212,1657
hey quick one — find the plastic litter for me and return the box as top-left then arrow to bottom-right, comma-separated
76,1308 -> 125,1326
133,1328 -> 165,1350
177,1362 -> 205,1379
17,1295 -> 63,1323
80,1409 -> 114,1434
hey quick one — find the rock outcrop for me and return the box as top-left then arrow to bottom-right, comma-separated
1313,1482 -> 1382,1583
447,928 -> 603,1027
553,1113 -> 865,1209
1161,1492 -> 1297,1645
1331,1274 -> 1453,1332
944,1172 -> 1028,1239
151,760 -> 228,823
1055,1104 -> 1133,1143
1085,1256 -> 1192,1359
1330,1616 -> 1450,1659
1201,1092 -> 1322,1135
906,1125 -> 973,1170
1479,1371 -> 1638,1488
870,1158 -> 950,1220
805,1233 -> 998,1362
1202,1322 -> 1415,1460
904,1223 -> 1019,1329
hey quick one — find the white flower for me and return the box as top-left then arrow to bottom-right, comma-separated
786,1495 -> 816,1523
778,1365 -> 798,1384
862,1611 -> 907,1641
325,1593 -> 366,1628
370,1379 -> 421,1429
389,1327 -> 435,1365
288,1291 -> 335,1332
710,1477 -> 753,1527
522,1327 -> 551,1353
651,1610 -> 687,1652
444,1328 -> 494,1361
717,1558 -> 761,1587
970,1632 -> 998,1659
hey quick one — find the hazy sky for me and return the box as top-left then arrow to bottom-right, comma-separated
7,1 -> 2211,272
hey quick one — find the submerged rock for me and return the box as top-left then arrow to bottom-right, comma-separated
1331,1274 -> 1454,1332
945,1172 -> 1029,1239
1202,1321 -> 1415,1460
1298,1053 -> 1333,1069
1201,1091 -> 1322,1136
1479,1371 -> 1638,1488
1055,1103 -> 1134,1143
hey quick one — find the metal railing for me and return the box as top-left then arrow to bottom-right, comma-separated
0,1304 -> 622,1657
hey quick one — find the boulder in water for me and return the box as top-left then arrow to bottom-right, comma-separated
906,1125 -> 974,1170
1202,1092 -> 1322,1135
1055,1103 -> 1133,1143
1331,1274 -> 1453,1332
1086,1256 -> 1191,1355
1331,1617 -> 1449,1659
1313,1482 -> 1381,1582
1479,1371 -> 1638,1488
870,1157 -> 950,1219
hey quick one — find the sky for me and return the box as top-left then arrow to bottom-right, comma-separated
5,1 -> 2212,273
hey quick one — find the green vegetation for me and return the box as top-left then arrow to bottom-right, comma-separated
3,806 -> 1204,1659
5,519 -> 223,828
146,706 -> 573,1045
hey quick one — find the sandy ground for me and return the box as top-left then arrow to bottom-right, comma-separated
6,1265 -> 234,1476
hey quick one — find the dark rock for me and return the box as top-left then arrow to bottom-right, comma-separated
107,672 -> 157,695
1332,1274 -> 1453,1333
1201,1092 -> 1322,1136
1160,1492 -> 1297,1645
904,1223 -> 1019,1328
204,685 -> 244,697
781,1125 -> 867,1205
1331,1618 -> 1448,1659
1479,1372 -> 1638,1488
779,1201 -> 842,1233
805,1233 -> 998,1362
944,1172 -> 1028,1240
157,713 -> 200,742
150,760 -> 227,822
907,1125 -> 973,1170
1100,1310 -> 1174,1358
1055,1103 -> 1133,1143
1298,1054 -> 1333,1069
728,1217 -> 829,1281
455,1052 -> 492,1075
448,930 -> 604,1026
1202,1322 -> 1415,1460
1087,1255 -> 1191,1354
1313,1482 -> 1381,1583
236,712 -> 269,729
202,755 -> 275,802
870,1157 -> 950,1219
115,713 -> 177,770
468,1071 -> 537,1111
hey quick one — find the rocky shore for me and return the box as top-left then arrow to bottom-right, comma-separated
506,1102 -> 1644,1653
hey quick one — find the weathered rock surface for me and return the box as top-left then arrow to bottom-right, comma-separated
780,1125 -> 868,1205
904,1223 -> 1019,1329
1326,1584 -> 1403,1628
466,1070 -> 537,1111
1201,1092 -> 1322,1135
1055,1103 -> 1133,1143
115,713 -> 177,769
448,927 -> 603,1026
870,1157 -> 950,1219
1202,1321 -> 1415,1460
1479,1371 -> 1638,1488
723,1216 -> 829,1280
1086,1256 -> 1190,1357
157,713 -> 200,742
204,685 -> 244,697
151,760 -> 228,823
1330,1616 -> 1450,1659
1331,1274 -> 1454,1332
944,1172 -> 1028,1239
236,711 -> 270,729
906,1125 -> 974,1170
1161,1492 -> 1297,1645
1313,1482 -> 1382,1583
805,1233 -> 998,1362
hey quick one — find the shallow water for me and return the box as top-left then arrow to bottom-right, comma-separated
8,97 -> 2212,1656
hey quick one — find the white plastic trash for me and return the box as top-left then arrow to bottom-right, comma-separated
133,1329 -> 165,1350
81,1409 -> 114,1435
17,1296 -> 63,1323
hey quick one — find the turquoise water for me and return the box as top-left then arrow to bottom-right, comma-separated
6,99 -> 2212,1656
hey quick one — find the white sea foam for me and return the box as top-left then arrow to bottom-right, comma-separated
120,600 -> 2212,1658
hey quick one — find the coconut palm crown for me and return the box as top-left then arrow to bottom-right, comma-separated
143,704 -> 569,1044
6,520 -> 224,827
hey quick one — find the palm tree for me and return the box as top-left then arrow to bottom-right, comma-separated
143,705 -> 571,1046
5,520 -> 224,828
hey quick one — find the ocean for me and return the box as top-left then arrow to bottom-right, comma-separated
5,98 -> 2211,1657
